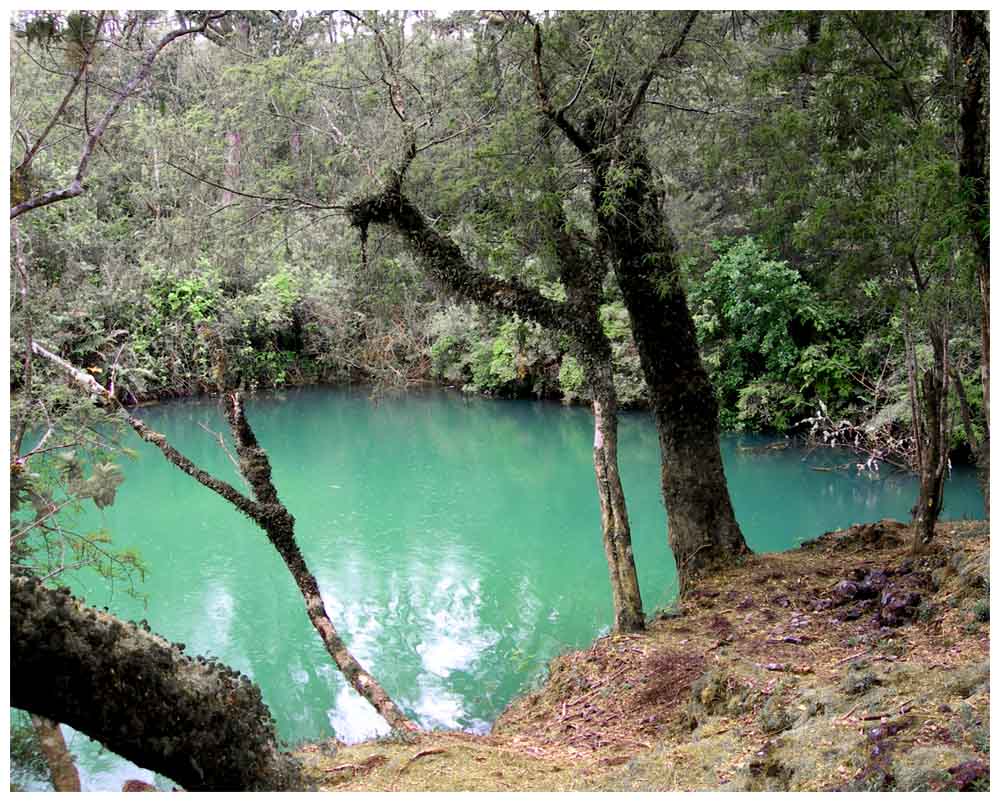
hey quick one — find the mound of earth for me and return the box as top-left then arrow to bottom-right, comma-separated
295,519 -> 989,792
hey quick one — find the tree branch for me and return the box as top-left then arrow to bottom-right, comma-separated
30,340 -> 417,732
164,159 -> 345,211
29,340 -> 261,521
620,10 -> 699,130
846,13 -> 921,121
347,186 -> 574,336
14,10 -> 103,175
11,12 -> 228,220
531,23 -> 598,161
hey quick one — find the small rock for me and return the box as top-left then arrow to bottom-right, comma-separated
877,589 -> 921,627
842,665 -> 880,696
947,759 -> 989,790
834,580 -> 861,601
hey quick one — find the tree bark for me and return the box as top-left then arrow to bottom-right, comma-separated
29,715 -> 81,792
955,10 -> 989,516
594,142 -> 749,592
589,362 -> 645,631
905,314 -> 951,552
11,577 -> 301,791
531,15 -> 750,595
912,368 -> 947,549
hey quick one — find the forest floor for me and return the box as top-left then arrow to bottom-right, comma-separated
293,518 -> 990,792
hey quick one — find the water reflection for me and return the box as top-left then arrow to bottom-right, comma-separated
60,387 -> 984,789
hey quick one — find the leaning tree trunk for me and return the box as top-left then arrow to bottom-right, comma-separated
594,144 -> 749,593
29,715 -> 80,792
222,395 -> 415,728
30,340 -> 416,733
11,577 -> 301,791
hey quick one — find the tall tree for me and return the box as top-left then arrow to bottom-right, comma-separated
531,11 -> 750,590
345,11 -> 646,630
954,10 -> 989,515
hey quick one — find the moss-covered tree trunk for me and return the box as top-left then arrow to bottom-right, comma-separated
531,12 -> 749,595
349,183 -> 645,632
906,319 -> 950,552
593,144 -> 749,592
30,341 -> 416,733
222,395 -> 417,728
11,577 -> 301,791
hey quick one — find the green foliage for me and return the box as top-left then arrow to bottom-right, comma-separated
690,237 -> 855,430
557,355 -> 586,403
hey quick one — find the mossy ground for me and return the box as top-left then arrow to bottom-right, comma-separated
294,519 -> 989,791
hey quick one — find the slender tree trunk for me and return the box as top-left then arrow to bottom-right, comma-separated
956,10 -> 989,516
905,317 -> 951,552
912,368 -> 947,549
588,362 -> 645,631
29,715 -> 81,792
12,577 -> 301,791
594,144 -> 749,593
349,186 -> 646,632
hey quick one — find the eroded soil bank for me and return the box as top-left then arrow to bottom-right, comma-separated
294,519 -> 989,792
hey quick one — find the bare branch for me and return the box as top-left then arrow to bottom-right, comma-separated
29,339 -> 261,521
13,11 -> 99,175
31,339 -> 417,732
164,159 -> 345,211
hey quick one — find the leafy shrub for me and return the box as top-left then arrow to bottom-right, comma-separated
689,237 -> 855,430
558,355 -> 586,402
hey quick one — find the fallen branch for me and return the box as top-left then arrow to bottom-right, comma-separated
834,649 -> 871,666
398,748 -> 447,774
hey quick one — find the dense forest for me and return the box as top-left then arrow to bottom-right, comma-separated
9,9 -> 989,791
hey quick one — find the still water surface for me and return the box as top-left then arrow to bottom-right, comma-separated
54,387 -> 983,789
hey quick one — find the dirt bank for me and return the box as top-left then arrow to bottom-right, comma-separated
294,519 -> 989,791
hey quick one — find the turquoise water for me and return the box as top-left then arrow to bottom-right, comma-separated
30,387 -> 985,789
